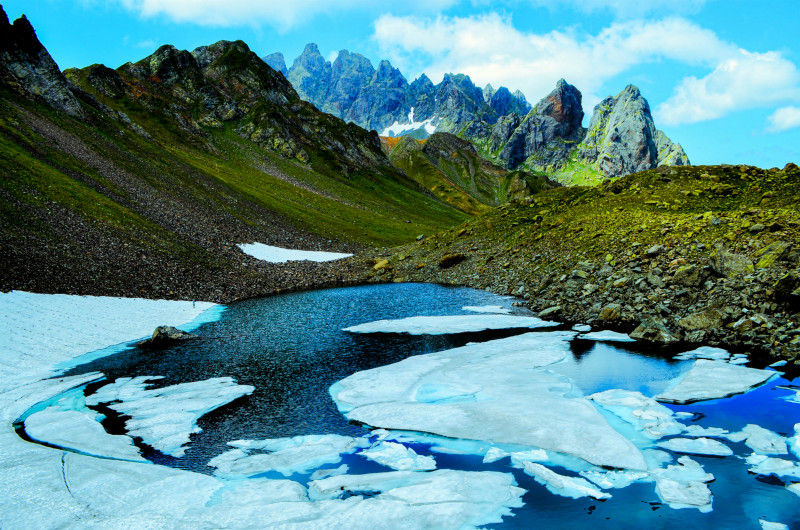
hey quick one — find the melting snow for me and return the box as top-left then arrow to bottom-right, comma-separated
462,305 -> 512,314
657,437 -> 733,457
343,314 -> 559,335
520,462 -> 610,500
360,441 -> 436,471
655,360 -> 776,404
331,331 -> 648,470
237,243 -> 352,263
577,330 -> 635,343
86,376 -> 254,457
380,107 -> 439,137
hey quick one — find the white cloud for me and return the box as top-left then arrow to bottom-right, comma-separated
657,51 -> 800,125
115,0 -> 456,29
528,0 -> 710,17
374,14 -> 733,110
767,106 -> 800,133
373,13 -> 800,124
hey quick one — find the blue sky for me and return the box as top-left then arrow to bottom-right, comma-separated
4,0 -> 800,168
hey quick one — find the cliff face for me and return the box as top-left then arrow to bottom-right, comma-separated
0,9 -> 82,116
474,81 -> 689,184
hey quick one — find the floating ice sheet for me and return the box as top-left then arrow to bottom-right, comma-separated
652,456 -> 714,512
342,315 -> 559,335
589,389 -> 684,439
520,462 -> 610,500
331,331 -> 648,470
655,360 -> 776,404
462,305 -> 511,314
209,434 -> 368,477
360,441 -> 436,471
745,454 -> 800,479
86,376 -> 254,457
237,242 -> 352,263
728,424 -> 788,455
24,403 -> 144,462
673,346 -> 730,361
760,520 -> 789,530
657,437 -> 733,456
577,330 -> 635,343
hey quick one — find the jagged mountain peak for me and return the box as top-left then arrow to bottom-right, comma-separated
0,5 -> 83,117
534,78 -> 583,133
262,52 -> 287,75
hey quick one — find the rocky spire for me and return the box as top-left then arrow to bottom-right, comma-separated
0,5 -> 83,116
286,43 -> 331,107
262,52 -> 287,76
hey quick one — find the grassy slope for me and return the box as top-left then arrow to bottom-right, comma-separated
356,164 -> 800,360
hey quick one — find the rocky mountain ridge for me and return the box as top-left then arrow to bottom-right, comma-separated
267,45 -> 689,184
267,44 -> 531,138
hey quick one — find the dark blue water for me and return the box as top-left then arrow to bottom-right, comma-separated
42,283 -> 800,528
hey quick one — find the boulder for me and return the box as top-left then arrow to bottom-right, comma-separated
710,247 -> 753,277
672,264 -> 705,288
630,316 -> 681,344
138,326 -> 197,349
598,303 -> 622,322
773,272 -> 800,309
678,307 -> 726,331
439,253 -> 467,268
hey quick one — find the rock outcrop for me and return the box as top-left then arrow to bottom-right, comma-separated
577,85 -> 689,178
0,8 -> 82,116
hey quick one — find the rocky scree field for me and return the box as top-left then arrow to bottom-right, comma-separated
351,164 -> 800,362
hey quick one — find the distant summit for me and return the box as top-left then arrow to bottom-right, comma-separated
265,45 -> 688,183
265,44 -> 531,137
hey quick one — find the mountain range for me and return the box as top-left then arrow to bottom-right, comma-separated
266,45 -> 690,184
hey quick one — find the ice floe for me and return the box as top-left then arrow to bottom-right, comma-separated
657,437 -> 733,456
461,305 -> 511,314
589,389 -> 684,439
652,456 -> 714,512
24,401 -> 145,462
745,454 -> 800,479
209,434 -> 368,477
572,324 -> 592,332
309,469 -> 525,527
360,441 -> 436,471
483,447 -> 510,463
728,424 -> 788,455
310,464 -> 349,480
237,242 -> 352,263
520,462 -> 610,500
788,424 -> 800,459
673,346 -> 731,361
577,330 -> 635,343
580,469 -> 650,489
655,360 -> 776,404
331,331 -> 648,470
759,521 -> 789,530
86,376 -> 254,457
682,425 -> 730,438
343,314 -> 559,335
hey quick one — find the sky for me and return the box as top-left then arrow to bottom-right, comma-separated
4,0 -> 800,168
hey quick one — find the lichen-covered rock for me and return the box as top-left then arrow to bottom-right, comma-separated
710,246 -> 754,277
630,316 -> 681,344
577,85 -> 688,179
138,326 -> 197,349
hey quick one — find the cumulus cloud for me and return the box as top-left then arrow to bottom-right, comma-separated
374,14 -> 732,109
767,106 -> 800,133
528,0 -> 710,17
373,13 -> 800,124
657,51 -> 800,125
115,0 -> 456,29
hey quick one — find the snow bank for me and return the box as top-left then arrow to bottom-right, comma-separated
655,360 -> 776,404
343,314 -> 559,335
0,291 -> 216,387
87,376 -> 254,457
331,331 -> 648,470
380,107 -> 439,137
237,242 -> 352,263
462,305 -> 511,314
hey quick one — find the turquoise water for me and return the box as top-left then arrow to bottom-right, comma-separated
35,283 -> 800,528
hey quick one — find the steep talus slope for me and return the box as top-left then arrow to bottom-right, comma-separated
0,8 -> 466,300
387,132 -> 558,214
351,164 -> 800,361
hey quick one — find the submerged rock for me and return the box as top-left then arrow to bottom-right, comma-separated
138,325 -> 197,349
